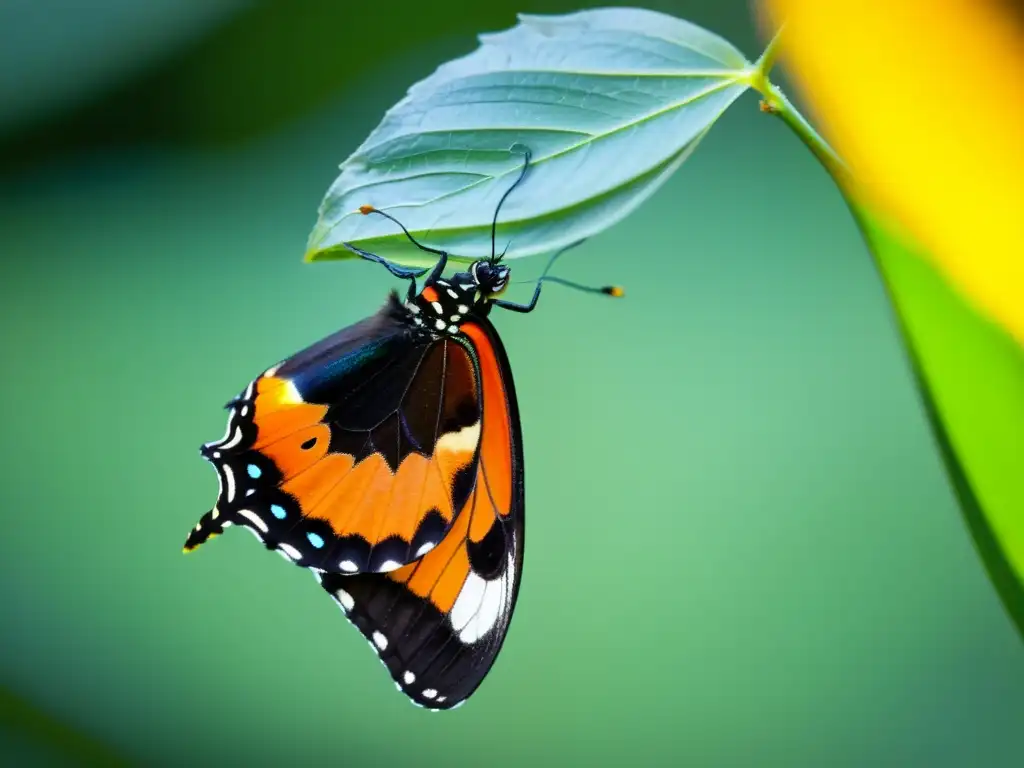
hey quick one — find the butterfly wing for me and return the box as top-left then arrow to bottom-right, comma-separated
318,318 -> 524,710
185,293 -> 484,575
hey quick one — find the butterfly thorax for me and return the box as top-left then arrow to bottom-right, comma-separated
405,259 -> 510,335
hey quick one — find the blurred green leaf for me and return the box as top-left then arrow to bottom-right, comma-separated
306,8 -> 751,266
853,208 -> 1024,637
754,61 -> 1024,638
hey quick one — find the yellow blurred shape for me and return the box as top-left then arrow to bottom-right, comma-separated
760,0 -> 1024,346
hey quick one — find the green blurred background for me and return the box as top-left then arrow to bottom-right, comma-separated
2,1 -> 1022,765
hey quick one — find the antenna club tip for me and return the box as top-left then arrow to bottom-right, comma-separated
358,204 -> 376,215
603,285 -> 625,298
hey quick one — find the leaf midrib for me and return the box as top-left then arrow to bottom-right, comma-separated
332,76 -> 745,231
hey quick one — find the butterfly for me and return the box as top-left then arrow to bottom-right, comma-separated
183,147 -> 621,710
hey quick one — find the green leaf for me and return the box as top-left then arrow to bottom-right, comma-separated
306,8 -> 751,266
854,208 -> 1024,636
753,68 -> 1024,638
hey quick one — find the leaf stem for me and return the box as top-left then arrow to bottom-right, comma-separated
763,84 -> 851,186
751,23 -> 786,85
745,27 -> 852,189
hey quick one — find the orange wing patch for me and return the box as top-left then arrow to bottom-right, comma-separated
251,375 -> 328,449
239,341 -> 484,566
463,324 -> 512,523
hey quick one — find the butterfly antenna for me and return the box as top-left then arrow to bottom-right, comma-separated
491,147 -> 533,263
357,205 -> 446,256
511,240 -> 625,298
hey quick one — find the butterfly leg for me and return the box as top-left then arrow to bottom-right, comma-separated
343,242 -> 431,298
492,283 -> 543,313
492,239 -> 591,314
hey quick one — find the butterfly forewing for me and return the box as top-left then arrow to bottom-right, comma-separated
187,294 -> 483,576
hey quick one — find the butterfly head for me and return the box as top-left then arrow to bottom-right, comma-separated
470,259 -> 511,298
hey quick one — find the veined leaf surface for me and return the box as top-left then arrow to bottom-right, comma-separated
307,8 -> 751,266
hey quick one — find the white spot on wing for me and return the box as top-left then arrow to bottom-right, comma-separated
415,541 -> 435,558
422,688 -> 437,699
237,508 -> 268,534
372,631 -> 388,650
435,319 -> 446,331
430,301 -> 443,315
457,304 -> 469,314
377,559 -> 403,573
336,589 -> 354,611
446,288 -> 459,299
450,557 -> 510,644
221,426 -> 243,451
339,560 -> 358,573
404,670 -> 416,685
279,543 -> 302,560
206,411 -> 234,448
282,379 -> 302,404
223,465 -> 237,503
435,421 -> 481,455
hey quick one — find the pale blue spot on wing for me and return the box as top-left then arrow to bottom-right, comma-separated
307,532 -> 325,549
270,504 -> 286,519
247,464 -> 262,479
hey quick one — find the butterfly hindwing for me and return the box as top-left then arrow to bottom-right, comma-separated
185,293 -> 483,576
319,319 -> 524,710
